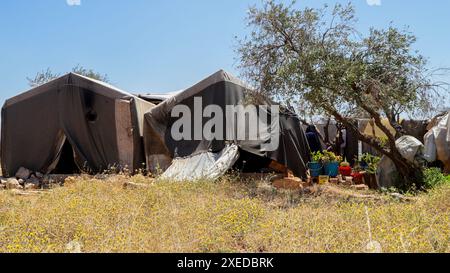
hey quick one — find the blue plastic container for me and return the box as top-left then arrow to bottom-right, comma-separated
307,162 -> 323,177
324,162 -> 339,177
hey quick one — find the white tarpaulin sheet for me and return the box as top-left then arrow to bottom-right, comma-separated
396,135 -> 424,162
424,112 -> 450,166
377,136 -> 424,189
424,113 -> 450,172
160,144 -> 240,181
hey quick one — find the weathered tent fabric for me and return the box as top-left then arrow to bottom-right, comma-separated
362,118 -> 398,139
138,91 -> 182,105
376,136 -> 424,189
423,112 -> 450,172
1,73 -> 155,177
143,70 -> 311,179
401,120 -> 429,142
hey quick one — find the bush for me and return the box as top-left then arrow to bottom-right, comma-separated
310,151 -> 323,162
423,168 -> 448,189
359,153 -> 381,174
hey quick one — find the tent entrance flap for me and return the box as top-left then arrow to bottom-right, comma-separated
233,149 -> 273,173
1,73 -> 156,177
48,135 -> 81,174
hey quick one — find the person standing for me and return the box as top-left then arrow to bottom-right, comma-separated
305,125 -> 322,153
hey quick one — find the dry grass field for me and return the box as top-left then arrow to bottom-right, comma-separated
0,174 -> 449,253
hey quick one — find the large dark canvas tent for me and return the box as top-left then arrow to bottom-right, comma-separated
142,70 -> 311,180
1,73 -> 154,177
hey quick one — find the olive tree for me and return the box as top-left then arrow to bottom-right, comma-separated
27,65 -> 109,87
237,1 -> 448,189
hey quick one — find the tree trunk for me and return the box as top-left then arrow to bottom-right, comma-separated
324,107 -> 424,190
324,117 -> 331,144
387,150 -> 424,190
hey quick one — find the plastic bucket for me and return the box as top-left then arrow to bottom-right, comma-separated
324,162 -> 339,177
307,162 -> 323,177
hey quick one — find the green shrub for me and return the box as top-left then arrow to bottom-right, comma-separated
423,168 -> 447,189
321,150 -> 342,163
310,151 -> 323,162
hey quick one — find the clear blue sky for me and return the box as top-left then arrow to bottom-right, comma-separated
1,0 -> 449,107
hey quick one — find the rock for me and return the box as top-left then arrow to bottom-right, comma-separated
63,176 -> 78,185
66,240 -> 83,253
365,241 -> 383,253
24,176 -> 40,190
0,183 -> 5,190
351,184 -> 369,191
45,175 -> 72,184
27,175 -> 41,185
329,178 -> 339,184
342,176 -> 353,186
5,178 -> 23,190
389,193 -> 416,202
18,179 -> 25,186
390,193 -> 403,199
15,167 -> 32,180
24,183 -> 39,190
272,177 -> 304,191
35,172 -> 44,179
122,181 -> 150,189
0,177 -> 7,185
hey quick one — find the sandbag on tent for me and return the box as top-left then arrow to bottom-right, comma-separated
423,112 -> 450,172
143,70 -> 311,180
1,73 -> 155,177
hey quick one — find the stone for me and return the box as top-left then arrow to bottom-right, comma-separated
24,183 -> 39,190
389,193 -> 416,202
365,241 -> 383,253
329,178 -> 339,184
63,176 -> 78,185
390,193 -> 404,200
66,240 -> 83,253
5,178 -> 23,190
0,183 -> 5,190
25,176 -> 40,190
272,177 -> 304,190
35,172 -> 44,179
351,184 -> 369,191
122,181 -> 150,189
15,167 -> 32,180
27,175 -> 41,185
18,179 -> 26,186
341,176 -> 353,186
